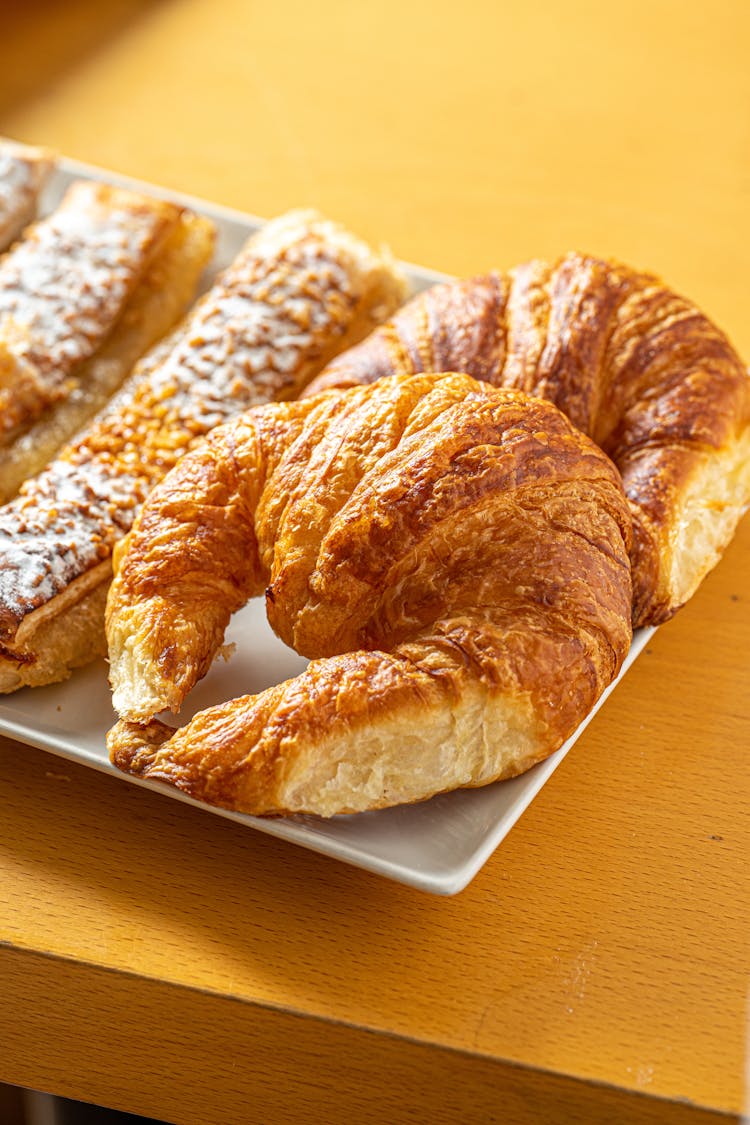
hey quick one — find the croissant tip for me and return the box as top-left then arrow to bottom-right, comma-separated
108,717 -> 173,777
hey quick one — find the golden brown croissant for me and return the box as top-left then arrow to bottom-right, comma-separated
106,373 -> 633,817
0,139 -> 54,252
305,257 -> 750,626
0,209 -> 406,692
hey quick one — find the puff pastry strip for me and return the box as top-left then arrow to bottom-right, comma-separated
106,374 -> 633,816
0,209 -> 406,691
0,139 -> 54,252
0,206 -> 216,502
306,258 -> 750,626
0,179 -> 182,441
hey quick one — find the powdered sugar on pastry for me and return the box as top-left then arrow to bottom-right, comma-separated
0,180 -> 172,436
0,459 -> 145,629
0,140 -> 53,252
129,240 -> 351,429
0,152 -> 38,233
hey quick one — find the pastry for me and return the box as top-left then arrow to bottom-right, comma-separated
305,257 -> 750,626
0,138 -> 54,252
0,205 -> 216,502
106,373 -> 633,816
0,209 -> 406,692
0,179 -> 192,446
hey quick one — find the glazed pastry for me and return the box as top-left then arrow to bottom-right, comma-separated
0,206 -> 216,502
0,209 -> 406,692
0,139 -> 54,251
305,258 -> 750,626
106,373 -> 633,816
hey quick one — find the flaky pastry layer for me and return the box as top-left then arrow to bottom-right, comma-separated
106,373 -> 633,816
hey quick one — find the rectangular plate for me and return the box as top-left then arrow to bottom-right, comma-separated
0,155 -> 654,895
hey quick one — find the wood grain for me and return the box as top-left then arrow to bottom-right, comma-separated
0,1 -> 747,1121
0,946 -> 734,1125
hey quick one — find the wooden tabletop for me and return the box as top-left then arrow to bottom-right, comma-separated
1,2 -> 748,1122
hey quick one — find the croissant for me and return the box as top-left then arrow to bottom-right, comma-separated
0,138 -> 54,252
305,256 -> 750,626
106,373 -> 633,817
0,209 -> 406,692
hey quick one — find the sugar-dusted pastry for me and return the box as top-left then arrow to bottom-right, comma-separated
0,209 -> 406,692
0,138 -> 54,252
0,179 -> 190,444
305,258 -> 750,626
106,373 -> 633,816
0,205 -> 215,503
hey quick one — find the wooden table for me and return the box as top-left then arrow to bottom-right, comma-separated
1,2 -> 748,1122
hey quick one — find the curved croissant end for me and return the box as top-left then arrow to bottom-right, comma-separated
106,373 -> 633,817
305,258 -> 750,626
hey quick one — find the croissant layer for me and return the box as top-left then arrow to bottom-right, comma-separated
306,256 -> 750,625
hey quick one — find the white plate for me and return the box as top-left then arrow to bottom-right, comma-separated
0,156 -> 654,895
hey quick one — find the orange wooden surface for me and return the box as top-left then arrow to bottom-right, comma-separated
0,2 -> 748,1122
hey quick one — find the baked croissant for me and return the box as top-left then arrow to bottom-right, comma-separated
0,209 -> 405,692
106,373 -> 633,817
305,257 -> 750,626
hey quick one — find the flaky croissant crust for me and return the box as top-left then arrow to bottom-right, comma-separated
306,255 -> 750,626
107,373 -> 633,817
